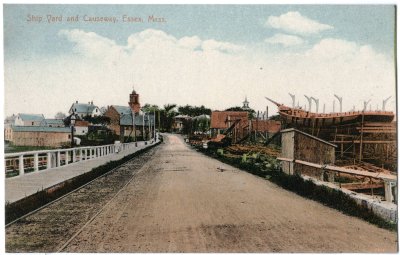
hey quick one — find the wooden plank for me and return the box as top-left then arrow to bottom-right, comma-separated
340,183 -> 384,190
329,140 -> 396,144
294,159 -> 397,181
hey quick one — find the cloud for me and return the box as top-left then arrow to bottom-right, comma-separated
266,11 -> 333,35
265,33 -> 305,47
201,39 -> 244,53
4,30 -> 395,118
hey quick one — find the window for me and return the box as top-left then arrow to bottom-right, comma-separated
32,122 -> 34,126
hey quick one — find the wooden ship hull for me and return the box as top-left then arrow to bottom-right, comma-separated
266,97 -> 395,128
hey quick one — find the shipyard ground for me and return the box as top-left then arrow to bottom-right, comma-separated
6,134 -> 397,252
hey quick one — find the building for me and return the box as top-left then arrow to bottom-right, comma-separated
104,105 -> 132,135
14,113 -> 45,126
4,114 -> 16,141
210,111 -> 249,143
40,119 -> 65,128
119,113 -> 155,142
250,119 -> 281,135
172,115 -> 191,133
280,128 -> 336,178
10,126 -> 71,147
68,101 -> 101,118
74,120 -> 89,135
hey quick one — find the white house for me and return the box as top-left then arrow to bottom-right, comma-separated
14,113 -> 45,126
69,101 -> 101,118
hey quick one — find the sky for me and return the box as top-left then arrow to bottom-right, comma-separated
3,4 -> 396,118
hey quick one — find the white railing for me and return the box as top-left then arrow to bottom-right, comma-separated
4,141 -> 148,178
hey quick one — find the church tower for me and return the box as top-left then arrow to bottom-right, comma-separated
242,96 -> 250,110
128,87 -> 141,113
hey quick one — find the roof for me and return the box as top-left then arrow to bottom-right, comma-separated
174,114 -> 191,119
120,113 -> 155,126
18,113 -> 45,122
192,114 -> 210,120
70,103 -> 98,114
210,111 -> 248,129
112,105 -> 132,115
75,120 -> 89,127
41,119 -> 65,126
281,128 -> 337,148
12,126 -> 71,133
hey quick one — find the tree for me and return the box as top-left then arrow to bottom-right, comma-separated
55,112 -> 67,119
142,104 -> 160,113
177,105 -> 211,117
160,104 -> 177,132
83,115 -> 111,126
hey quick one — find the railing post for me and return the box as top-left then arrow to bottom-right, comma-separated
34,153 -> 39,172
65,151 -> 70,165
57,151 -> 61,167
19,155 -> 24,176
79,149 -> 82,161
73,149 -> 76,162
47,152 -> 52,169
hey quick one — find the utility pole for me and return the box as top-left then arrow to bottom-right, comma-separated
142,112 -> 145,140
334,94 -> 343,113
131,109 -> 136,142
148,113 -> 151,140
154,109 -> 156,141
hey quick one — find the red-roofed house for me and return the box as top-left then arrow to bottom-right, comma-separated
210,111 -> 249,143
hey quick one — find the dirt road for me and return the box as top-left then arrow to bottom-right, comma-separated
60,134 -> 397,252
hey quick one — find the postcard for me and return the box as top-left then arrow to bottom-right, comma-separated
3,4 -> 398,253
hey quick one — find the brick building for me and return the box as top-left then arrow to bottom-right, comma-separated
104,105 -> 132,135
104,89 -> 142,136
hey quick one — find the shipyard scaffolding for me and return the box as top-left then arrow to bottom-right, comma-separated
266,97 -> 397,173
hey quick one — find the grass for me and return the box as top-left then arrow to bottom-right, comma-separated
198,147 -> 397,231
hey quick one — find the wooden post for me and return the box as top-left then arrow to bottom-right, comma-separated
359,113 -> 364,162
